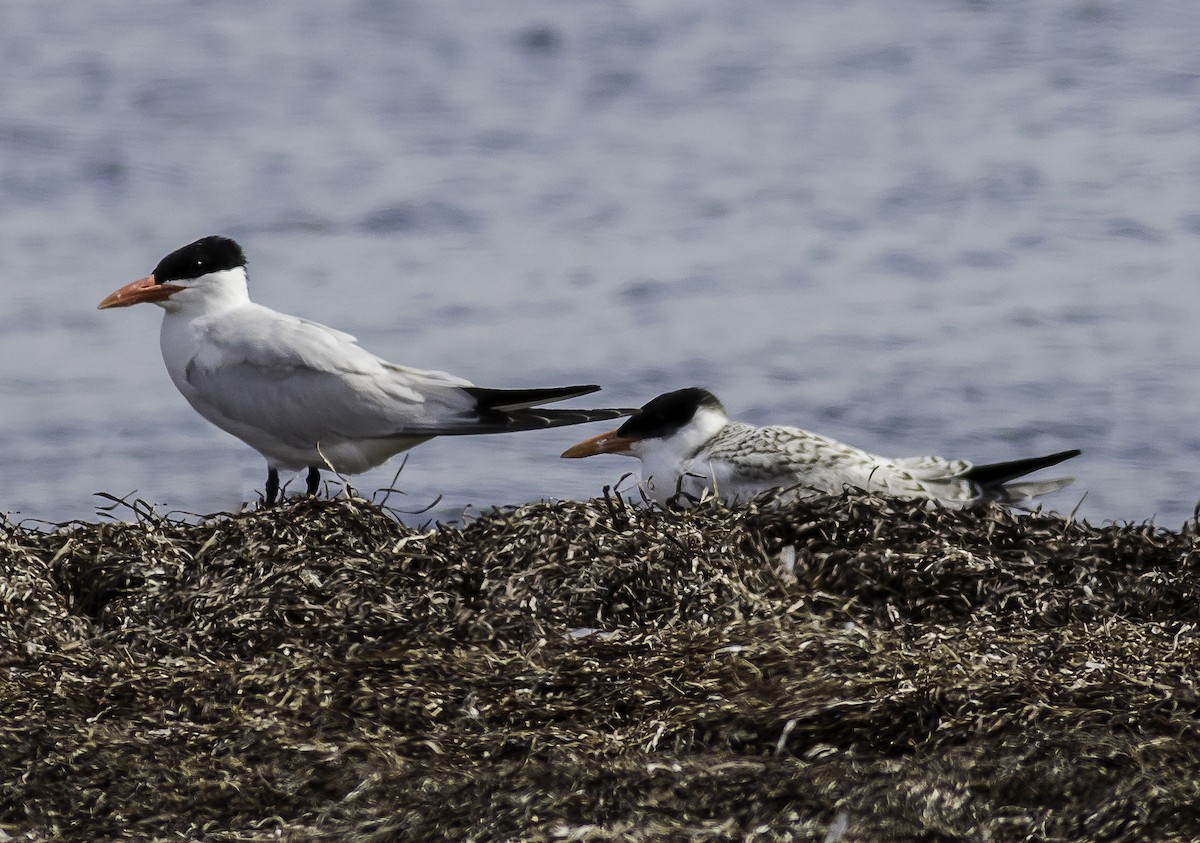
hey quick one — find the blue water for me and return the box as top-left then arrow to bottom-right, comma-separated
3,1 -> 1200,527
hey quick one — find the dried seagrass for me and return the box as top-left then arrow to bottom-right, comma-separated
2,492 -> 1200,841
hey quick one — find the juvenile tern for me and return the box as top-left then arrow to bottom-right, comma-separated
562,387 -> 1081,507
99,235 -> 632,504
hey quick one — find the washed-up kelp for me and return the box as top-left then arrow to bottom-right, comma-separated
2,492 -> 1200,841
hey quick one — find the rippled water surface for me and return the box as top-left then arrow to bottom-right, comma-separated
4,1 -> 1200,526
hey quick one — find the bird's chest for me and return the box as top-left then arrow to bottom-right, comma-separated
159,316 -> 213,400
638,452 -> 717,504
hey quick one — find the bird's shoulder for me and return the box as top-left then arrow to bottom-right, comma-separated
189,303 -> 385,377
708,422 -> 861,466
182,303 -> 479,424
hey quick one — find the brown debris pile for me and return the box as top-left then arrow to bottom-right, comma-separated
3,493 -> 1200,841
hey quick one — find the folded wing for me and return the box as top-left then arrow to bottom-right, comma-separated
183,306 -> 628,444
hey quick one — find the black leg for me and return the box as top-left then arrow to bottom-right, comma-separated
306,466 -> 321,496
265,467 -> 280,505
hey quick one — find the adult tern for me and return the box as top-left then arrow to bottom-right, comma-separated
99,235 -> 631,504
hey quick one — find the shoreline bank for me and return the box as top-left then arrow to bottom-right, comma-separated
3,495 -> 1199,841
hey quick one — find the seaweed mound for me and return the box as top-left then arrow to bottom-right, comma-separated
3,493 -> 1200,841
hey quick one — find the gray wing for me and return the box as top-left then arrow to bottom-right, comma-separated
183,306 -> 625,444
183,306 -> 488,446
711,425 -> 981,502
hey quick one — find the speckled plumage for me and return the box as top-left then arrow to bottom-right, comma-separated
563,387 -> 1080,508
683,421 -> 1007,506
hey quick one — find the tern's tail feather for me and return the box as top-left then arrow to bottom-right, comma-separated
423,405 -> 632,436
990,476 -> 1078,504
464,384 -> 635,433
467,384 -> 634,432
390,385 -> 633,437
493,405 -> 635,433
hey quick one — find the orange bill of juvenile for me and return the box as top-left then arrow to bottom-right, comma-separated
560,428 -> 638,458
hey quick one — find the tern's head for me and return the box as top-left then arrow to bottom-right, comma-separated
560,387 -> 730,461
98,236 -> 249,312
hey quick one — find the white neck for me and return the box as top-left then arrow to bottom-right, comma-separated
633,405 -> 730,503
160,267 -> 251,316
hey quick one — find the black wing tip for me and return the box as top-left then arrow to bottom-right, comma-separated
1023,448 -> 1083,471
542,383 -> 602,397
466,384 -> 604,411
966,447 -> 1083,487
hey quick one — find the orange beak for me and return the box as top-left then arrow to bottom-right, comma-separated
560,428 -> 640,458
97,276 -> 185,309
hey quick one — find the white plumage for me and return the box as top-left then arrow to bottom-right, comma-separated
100,236 -> 630,503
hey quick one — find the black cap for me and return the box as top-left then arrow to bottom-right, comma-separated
616,387 -> 724,439
153,236 -> 247,284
